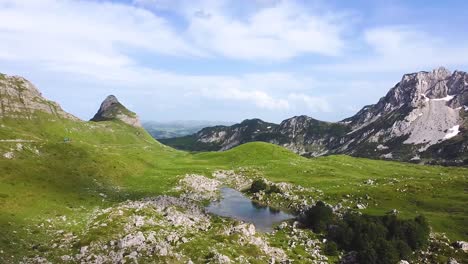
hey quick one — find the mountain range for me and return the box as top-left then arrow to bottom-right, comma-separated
143,120 -> 235,139
160,67 -> 468,165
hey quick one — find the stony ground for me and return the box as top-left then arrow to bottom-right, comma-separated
18,170 -> 329,264
16,170 -> 468,264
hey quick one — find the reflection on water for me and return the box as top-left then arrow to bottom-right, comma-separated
206,187 -> 294,232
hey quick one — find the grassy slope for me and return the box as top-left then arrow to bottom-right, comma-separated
0,115 -> 467,261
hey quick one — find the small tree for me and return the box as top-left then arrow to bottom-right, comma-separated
250,179 -> 268,193
302,201 -> 334,233
267,184 -> 282,194
323,241 -> 338,256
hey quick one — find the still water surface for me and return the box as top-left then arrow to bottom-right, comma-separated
206,187 -> 294,232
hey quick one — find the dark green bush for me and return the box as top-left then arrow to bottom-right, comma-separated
250,179 -> 268,193
250,179 -> 282,194
301,201 -> 334,233
267,184 -> 282,194
299,202 -> 430,264
323,241 -> 338,256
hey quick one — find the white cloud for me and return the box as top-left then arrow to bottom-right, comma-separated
0,0 -> 343,112
35,56 -> 325,112
134,0 -> 348,60
288,93 -> 331,112
184,1 -> 346,60
0,0 -> 347,68
0,0 -> 201,70
5,0 -> 467,122
316,26 -> 468,73
200,87 -> 290,110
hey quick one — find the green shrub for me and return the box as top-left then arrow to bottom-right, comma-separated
267,184 -> 282,194
301,201 -> 334,233
250,179 -> 268,193
249,179 -> 282,194
323,241 -> 338,256
299,203 -> 430,264
329,213 -> 430,264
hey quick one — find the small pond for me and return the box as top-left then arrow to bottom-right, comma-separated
206,187 -> 294,232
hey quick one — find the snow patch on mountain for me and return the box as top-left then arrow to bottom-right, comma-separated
443,125 -> 460,140
431,95 -> 454,101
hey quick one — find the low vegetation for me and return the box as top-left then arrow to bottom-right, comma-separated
300,201 -> 431,264
249,179 -> 282,194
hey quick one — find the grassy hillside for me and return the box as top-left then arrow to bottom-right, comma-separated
0,115 -> 467,262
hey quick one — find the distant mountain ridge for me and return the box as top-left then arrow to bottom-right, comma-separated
161,67 -> 468,165
143,120 -> 234,139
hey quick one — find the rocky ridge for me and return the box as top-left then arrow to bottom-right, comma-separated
0,73 -> 79,120
339,67 -> 467,161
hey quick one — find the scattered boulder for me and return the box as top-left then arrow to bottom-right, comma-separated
356,203 -> 366,210
2,152 -> 14,159
453,241 -> 468,252
211,252 -> 231,264
364,179 -> 375,185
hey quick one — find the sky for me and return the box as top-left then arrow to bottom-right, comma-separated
1,0 -> 467,123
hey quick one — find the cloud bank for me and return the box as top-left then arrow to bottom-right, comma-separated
0,0 -> 467,122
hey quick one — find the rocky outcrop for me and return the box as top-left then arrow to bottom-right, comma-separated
161,67 -> 468,164
0,73 -> 79,120
195,118 -> 277,151
270,115 -> 349,156
90,95 -> 141,127
339,67 -> 467,163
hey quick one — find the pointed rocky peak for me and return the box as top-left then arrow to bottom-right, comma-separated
283,115 -> 314,123
279,115 -> 324,129
235,118 -> 277,132
91,95 -> 141,127
239,118 -> 264,125
432,66 -> 452,78
342,67 -> 467,130
0,73 -> 79,120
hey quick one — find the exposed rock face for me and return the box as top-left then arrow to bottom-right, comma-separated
270,115 -> 349,156
0,73 -> 79,120
162,67 -> 468,164
339,67 -> 467,163
195,118 -> 277,151
90,95 -> 141,127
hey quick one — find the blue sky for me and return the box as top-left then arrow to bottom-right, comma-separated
1,0 -> 467,123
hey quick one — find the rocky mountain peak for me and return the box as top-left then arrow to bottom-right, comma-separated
90,95 -> 141,127
0,73 -> 79,120
239,118 -> 265,126
338,67 -> 467,161
100,95 -> 120,110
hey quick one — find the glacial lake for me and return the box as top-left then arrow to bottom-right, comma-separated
206,187 -> 294,232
